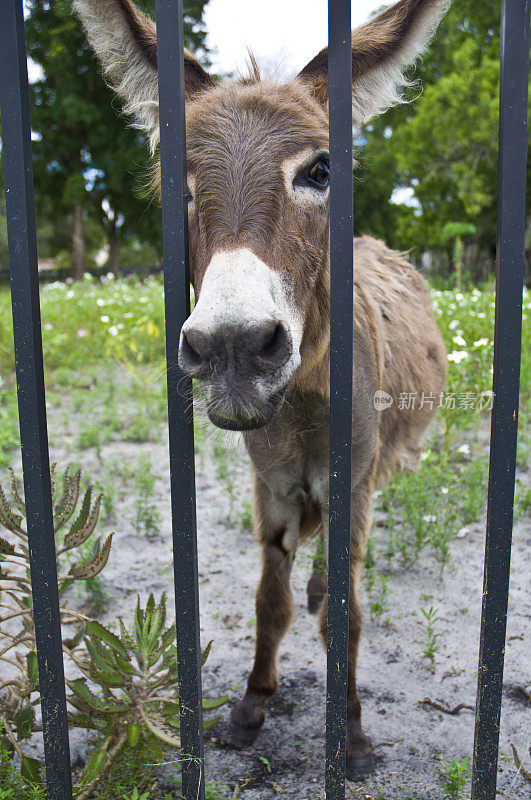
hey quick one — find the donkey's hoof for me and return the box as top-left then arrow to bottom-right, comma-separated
345,752 -> 374,781
306,571 -> 327,614
225,721 -> 262,749
226,697 -> 265,748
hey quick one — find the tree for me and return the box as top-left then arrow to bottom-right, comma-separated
25,0 -> 209,278
355,0 -> 530,281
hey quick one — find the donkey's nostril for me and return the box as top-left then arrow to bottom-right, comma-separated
256,321 -> 291,368
180,328 -> 208,372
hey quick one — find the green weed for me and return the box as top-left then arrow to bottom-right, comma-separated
365,569 -> 391,624
416,606 -> 441,670
437,756 -> 471,799
133,454 -> 161,538
238,499 -> 253,532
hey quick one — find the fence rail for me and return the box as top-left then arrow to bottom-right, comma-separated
0,1 -> 528,799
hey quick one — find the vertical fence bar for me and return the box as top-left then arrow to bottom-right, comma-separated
155,2 -> 205,799
0,1 -> 73,798
471,1 -> 530,798
326,0 -> 354,797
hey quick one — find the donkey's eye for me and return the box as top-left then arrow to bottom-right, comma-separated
185,188 -> 193,203
306,159 -> 330,189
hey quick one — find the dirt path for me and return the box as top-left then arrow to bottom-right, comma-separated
19,391 -> 530,799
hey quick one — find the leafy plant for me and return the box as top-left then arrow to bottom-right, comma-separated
437,756 -> 471,799
258,755 -> 272,773
0,728 -> 47,800
365,569 -> 391,624
416,606 -> 441,671
0,464 -> 113,784
238,500 -> 253,533
0,466 -> 227,798
133,455 -> 161,539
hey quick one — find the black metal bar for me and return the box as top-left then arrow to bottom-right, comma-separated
471,1 -> 530,798
0,1 -> 73,798
154,2 -> 205,799
326,0 -> 354,796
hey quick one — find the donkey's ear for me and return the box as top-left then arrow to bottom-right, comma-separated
297,0 -> 449,125
73,0 -> 214,145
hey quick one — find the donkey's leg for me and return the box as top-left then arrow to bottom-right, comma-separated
228,479 -> 297,745
307,525 -> 327,614
318,485 -> 374,780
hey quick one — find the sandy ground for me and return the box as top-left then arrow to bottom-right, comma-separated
5,386 -> 530,799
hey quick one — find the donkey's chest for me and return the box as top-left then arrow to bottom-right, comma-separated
244,397 -> 330,508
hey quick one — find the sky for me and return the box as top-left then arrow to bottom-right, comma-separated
27,0 -> 384,86
203,0 -> 384,77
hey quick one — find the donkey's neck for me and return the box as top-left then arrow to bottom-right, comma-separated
293,261 -> 331,400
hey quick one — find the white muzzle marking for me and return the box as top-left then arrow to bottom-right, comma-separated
181,247 -> 302,394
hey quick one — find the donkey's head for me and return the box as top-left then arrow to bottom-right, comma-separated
74,0 -> 449,430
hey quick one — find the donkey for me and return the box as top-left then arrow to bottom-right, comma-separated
74,0 -> 449,779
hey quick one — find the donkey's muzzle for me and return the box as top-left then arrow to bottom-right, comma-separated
179,318 -> 292,379
178,317 -> 294,430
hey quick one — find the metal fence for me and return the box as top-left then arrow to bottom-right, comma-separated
0,0 -> 529,798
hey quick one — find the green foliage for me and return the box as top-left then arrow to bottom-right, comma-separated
416,607 -> 441,670
0,377 -> 18,469
133,455 -> 161,538
0,731 -> 46,800
0,466 -> 227,798
365,569 -> 391,624
437,756 -> 471,799
356,0 -> 531,279
24,0 -> 209,276
0,274 -> 166,376
0,465 -> 113,791
238,500 -> 253,533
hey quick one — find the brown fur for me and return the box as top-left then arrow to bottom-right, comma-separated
73,0 -> 449,776
299,0 -> 450,103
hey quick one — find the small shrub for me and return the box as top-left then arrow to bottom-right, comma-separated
0,466 -> 227,798
416,606 -> 441,671
365,569 -> 391,624
437,756 -> 471,799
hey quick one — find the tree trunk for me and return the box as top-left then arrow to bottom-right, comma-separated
71,204 -> 86,281
107,221 -> 120,275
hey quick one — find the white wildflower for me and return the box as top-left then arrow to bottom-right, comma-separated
447,351 -> 469,364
